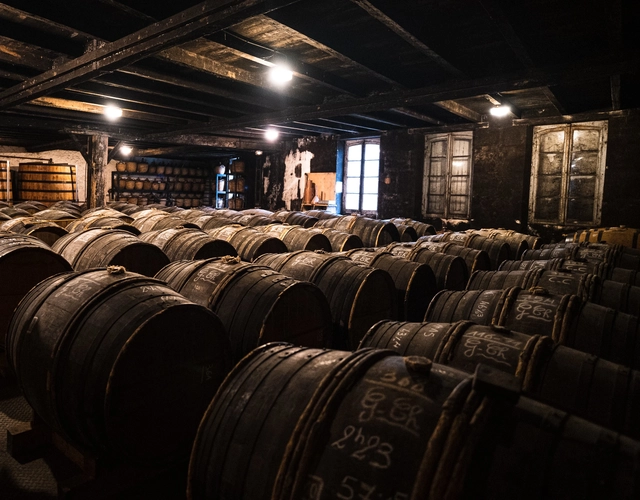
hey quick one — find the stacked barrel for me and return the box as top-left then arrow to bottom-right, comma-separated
3,200 -> 640,500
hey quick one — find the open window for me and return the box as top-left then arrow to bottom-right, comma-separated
343,139 -> 380,215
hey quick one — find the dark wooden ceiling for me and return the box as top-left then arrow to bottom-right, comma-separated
0,0 -> 637,160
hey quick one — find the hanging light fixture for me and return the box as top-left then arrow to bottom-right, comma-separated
268,64 -> 293,85
489,105 -> 511,117
104,105 -> 123,120
264,128 -> 280,141
120,145 -> 133,156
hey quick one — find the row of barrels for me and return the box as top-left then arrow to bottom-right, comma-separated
5,265 -> 640,499
115,162 -> 205,177
5,202 -> 640,497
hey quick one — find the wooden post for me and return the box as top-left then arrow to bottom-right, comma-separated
87,134 -> 108,208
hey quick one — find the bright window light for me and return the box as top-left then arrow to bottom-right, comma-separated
104,105 -> 123,120
120,145 -> 133,156
268,65 -> 293,84
265,128 -> 280,141
490,105 -> 511,117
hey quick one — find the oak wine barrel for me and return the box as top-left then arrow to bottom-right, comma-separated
6,267 -> 231,463
188,343 -> 640,500
156,258 -> 332,361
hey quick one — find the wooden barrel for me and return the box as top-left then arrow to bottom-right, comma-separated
499,257 -> 613,280
426,287 -> 640,369
231,214 -> 275,227
467,228 -> 534,258
2,219 -> 69,246
0,207 -> 31,218
16,163 -> 77,203
350,216 -> 401,247
258,224 -> 332,252
197,216 -> 238,230
390,218 -> 436,238
407,247 -> 469,291
345,249 -> 437,321
31,209 -> 79,227
574,226 -> 640,248
139,228 -> 237,261
0,232 -> 72,347
282,210 -> 318,227
393,223 -> 418,242
609,268 -> 640,287
464,234 -> 511,269
467,269 -> 602,303
254,250 -> 396,349
415,240 -> 491,274
188,343 -> 640,500
52,228 -> 170,276
156,258 -> 332,361
66,215 -> 141,235
6,267 -> 230,464
14,202 -> 43,214
205,225 -> 288,262
319,228 -> 363,252
361,320 -> 640,438
0,163 -> 12,202
521,247 -> 575,261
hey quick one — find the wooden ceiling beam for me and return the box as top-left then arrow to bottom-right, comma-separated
157,46 -> 318,104
0,0 -> 302,110
207,31 -> 364,95
317,117 -> 384,133
0,35 -> 58,72
349,0 -> 464,77
0,4 -> 280,110
145,56 -> 639,138
0,4 -> 95,45
390,107 -> 446,126
257,15 -> 473,123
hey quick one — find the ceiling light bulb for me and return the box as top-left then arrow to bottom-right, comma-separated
255,150 -> 263,155
264,128 -> 279,141
104,105 -> 123,120
120,145 -> 132,156
268,65 -> 293,84
490,105 -> 511,117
